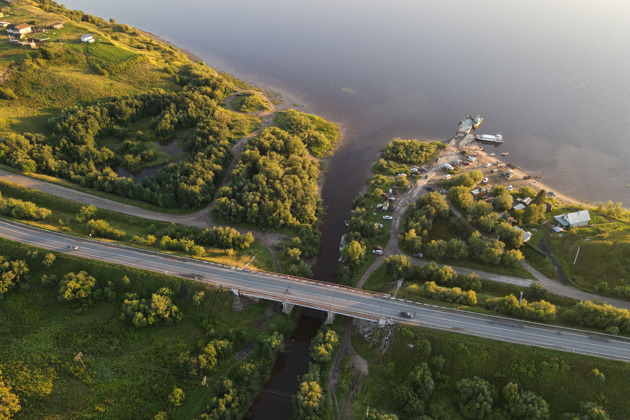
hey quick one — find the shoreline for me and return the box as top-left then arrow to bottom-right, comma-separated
444,136 -> 595,208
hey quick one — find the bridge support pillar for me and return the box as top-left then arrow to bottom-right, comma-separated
324,311 -> 335,325
231,289 -> 240,296
282,302 -> 294,315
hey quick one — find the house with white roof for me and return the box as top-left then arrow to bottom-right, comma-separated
80,34 -> 94,43
553,210 -> 590,228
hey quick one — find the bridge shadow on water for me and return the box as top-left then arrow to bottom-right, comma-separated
248,309 -> 324,419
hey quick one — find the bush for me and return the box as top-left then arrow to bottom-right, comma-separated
87,219 -> 126,240
58,271 -> 97,310
0,87 -> 17,100
120,287 -> 183,327
310,329 -> 339,364
381,139 -> 443,164
418,281 -> 477,305
0,197 -> 51,220
456,376 -> 493,419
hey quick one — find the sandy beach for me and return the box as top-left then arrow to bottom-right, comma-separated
435,136 -> 594,208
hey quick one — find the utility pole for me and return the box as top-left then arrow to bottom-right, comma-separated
573,247 -> 580,265
366,407 -> 370,418
74,352 -> 86,369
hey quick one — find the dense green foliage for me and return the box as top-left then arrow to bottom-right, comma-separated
215,127 -> 322,229
0,369 -> 21,419
58,271 -> 97,310
0,237 -> 293,418
121,287 -> 183,327
352,323 -> 624,419
274,109 -> 340,158
381,139 -> 444,164
566,301 -> 630,333
0,64 -> 251,209
0,257 -> 29,296
310,329 -> 339,364
485,294 -> 557,322
0,196 -> 51,221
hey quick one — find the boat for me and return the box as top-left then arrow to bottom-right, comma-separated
472,115 -> 484,129
502,152 -> 510,156
339,234 -> 347,251
475,134 -> 503,144
457,116 -> 474,135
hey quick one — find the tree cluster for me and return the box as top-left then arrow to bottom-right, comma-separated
120,287 -> 183,327
274,109 -> 339,158
414,281 -> 477,305
484,294 -> 557,322
214,127 -> 321,229
309,329 -> 339,364
381,139 -> 444,164
0,257 -> 29,297
393,362 -> 435,416
0,196 -> 51,221
566,300 -> 630,333
58,271 -> 97,310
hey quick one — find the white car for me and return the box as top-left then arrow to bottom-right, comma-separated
442,174 -> 451,180
372,249 -> 384,255
482,177 -> 488,183
484,163 -> 492,167
508,185 -> 513,191
383,215 -> 393,220
489,153 -> 495,156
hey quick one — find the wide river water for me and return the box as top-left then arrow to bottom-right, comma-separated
62,0 -> 630,417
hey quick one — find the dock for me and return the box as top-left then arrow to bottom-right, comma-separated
457,116 -> 474,135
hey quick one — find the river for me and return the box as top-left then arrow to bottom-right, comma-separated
59,0 -> 630,417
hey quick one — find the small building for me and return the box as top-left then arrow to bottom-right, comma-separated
50,22 -> 64,29
6,23 -> 33,36
0,21 -> 10,28
518,197 -> 532,206
512,203 -> 527,211
80,34 -> 94,43
514,226 -> 532,243
553,210 -> 590,228
553,226 -> 564,233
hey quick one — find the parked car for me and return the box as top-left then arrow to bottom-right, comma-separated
372,249 -> 384,255
489,153 -> 496,156
388,197 -> 396,202
482,177 -> 488,183
462,161 -> 470,166
508,185 -> 513,191
442,174 -> 451,180
426,186 -> 435,192
484,163 -> 492,167
383,215 -> 393,220
373,245 -> 382,250
412,253 -> 424,258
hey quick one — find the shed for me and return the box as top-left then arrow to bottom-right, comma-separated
518,197 -> 532,206
553,226 -> 564,233
512,203 -> 527,211
50,22 -> 64,29
553,210 -> 590,228
80,34 -> 94,43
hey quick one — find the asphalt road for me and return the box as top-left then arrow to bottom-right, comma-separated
2,218 -> 630,362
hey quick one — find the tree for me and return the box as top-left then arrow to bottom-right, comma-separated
384,255 -> 411,281
518,186 -> 536,198
494,222 -> 524,249
522,204 -> 546,225
494,193 -> 513,212
75,204 -> 97,223
409,362 -> 434,400
524,282 -> 547,301
502,249 -> 524,268
169,388 -> 185,406
394,384 -> 425,416
58,271 -> 96,309
563,402 -> 611,420
456,376 -> 494,419
341,240 -> 366,266
532,190 -> 547,205
0,369 -> 21,419
42,253 -> 56,267
310,329 -> 339,364
503,382 -> 550,420
448,186 -> 474,209
295,364 -> 323,419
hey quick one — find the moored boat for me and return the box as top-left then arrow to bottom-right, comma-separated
472,115 -> 484,129
475,133 -> 503,143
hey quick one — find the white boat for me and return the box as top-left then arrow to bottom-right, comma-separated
472,115 -> 484,129
475,134 -> 503,144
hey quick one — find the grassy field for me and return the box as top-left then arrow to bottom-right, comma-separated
231,92 -> 270,113
0,180 -> 275,271
0,238 -> 294,419
352,324 -> 630,419
545,208 -> 630,295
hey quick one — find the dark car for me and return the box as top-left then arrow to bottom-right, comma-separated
400,311 -> 413,319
